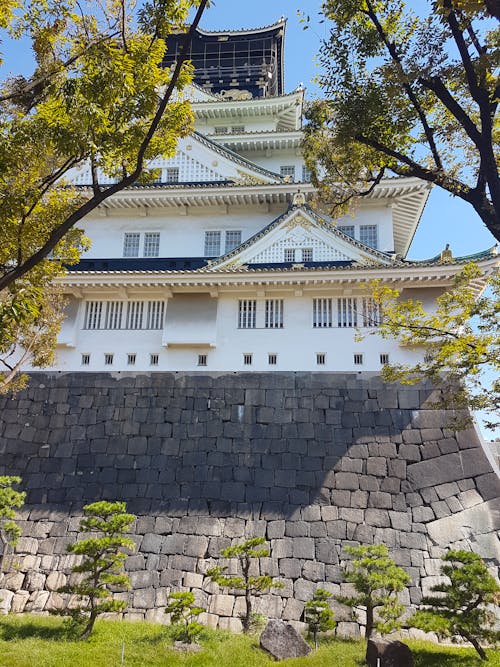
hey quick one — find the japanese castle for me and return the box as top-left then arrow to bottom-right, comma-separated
53,19 -> 498,373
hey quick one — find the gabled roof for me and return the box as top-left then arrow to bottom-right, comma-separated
207,202 -> 396,272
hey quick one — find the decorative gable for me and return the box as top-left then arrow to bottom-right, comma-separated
155,150 -> 226,183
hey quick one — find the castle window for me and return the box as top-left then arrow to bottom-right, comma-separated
280,165 -> 295,180
362,298 -> 381,327
204,230 -> 221,256
302,165 -> 311,182
165,167 -> 179,183
268,353 -> 277,365
198,354 -> 207,366
123,232 -> 140,257
126,301 -> 144,329
225,230 -> 242,252
265,299 -> 284,329
231,125 -> 245,134
104,353 -> 114,365
380,353 -> 389,365
284,248 -> 295,262
338,298 -> 357,328
238,300 -> 256,329
214,126 -> 228,135
316,353 -> 326,366
338,225 -> 355,239
81,353 -> 90,366
302,248 -> 313,262
243,353 -> 253,365
127,353 -> 136,366
313,298 -> 333,328
360,224 -> 378,249
150,353 -> 159,366
354,354 -> 363,365
84,301 -> 103,329
144,232 -> 160,257
147,301 -> 165,329
105,301 -> 123,329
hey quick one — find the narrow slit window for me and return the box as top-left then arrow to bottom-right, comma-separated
127,353 -> 136,366
313,298 -> 333,328
243,353 -> 253,366
265,299 -> 284,329
144,232 -> 160,257
316,353 -> 326,366
123,232 -> 140,257
81,354 -> 90,366
198,354 -> 207,367
150,353 -> 159,366
104,353 -> 114,365
338,298 -> 358,328
238,300 -> 256,329
354,354 -> 363,365
268,353 -> 277,365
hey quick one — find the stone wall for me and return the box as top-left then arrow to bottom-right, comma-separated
0,372 -> 499,632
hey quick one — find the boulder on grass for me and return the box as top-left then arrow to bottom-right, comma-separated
260,620 -> 312,660
366,639 -> 414,667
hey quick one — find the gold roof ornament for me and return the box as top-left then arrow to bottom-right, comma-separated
440,243 -> 453,263
292,190 -> 306,207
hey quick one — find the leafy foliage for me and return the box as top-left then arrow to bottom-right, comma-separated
367,262 -> 500,429
411,549 -> 500,661
0,475 -> 25,571
337,544 -> 410,639
207,537 -> 283,633
165,591 -> 205,644
302,1 -> 500,239
0,0 -> 208,389
304,588 -> 336,650
55,501 -> 135,639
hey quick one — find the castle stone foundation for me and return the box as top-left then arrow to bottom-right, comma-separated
0,372 -> 499,632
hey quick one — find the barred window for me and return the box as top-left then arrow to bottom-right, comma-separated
265,299 -> 284,329
150,353 -> 159,366
302,165 -> 311,182
362,298 -> 381,327
302,248 -> 313,262
338,298 -> 358,327
105,301 -> 123,330
360,225 -> 378,249
126,301 -> 144,329
316,353 -> 326,365
214,126 -> 228,134
204,231 -> 221,256
238,300 -> 256,329
147,301 -> 165,329
313,298 -> 333,328
123,232 -> 140,257
144,233 -> 160,257
165,167 -> 179,183
198,354 -> 207,366
81,354 -> 90,366
127,353 -> 136,365
338,225 -> 355,239
268,353 -> 277,365
84,301 -> 103,329
104,353 -> 114,365
280,165 -> 295,180
354,354 -> 363,365
243,353 -> 253,365
380,354 -> 389,365
284,248 -> 295,262
225,230 -> 242,252
231,125 -> 245,134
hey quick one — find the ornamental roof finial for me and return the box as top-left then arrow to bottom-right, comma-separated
292,190 -> 306,207
440,243 -> 453,263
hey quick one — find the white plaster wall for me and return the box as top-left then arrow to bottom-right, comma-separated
49,292 -> 425,372
196,119 -> 278,133
335,208 -> 394,252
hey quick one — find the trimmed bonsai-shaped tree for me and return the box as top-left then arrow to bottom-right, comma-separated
207,537 -> 283,633
337,544 -> 410,639
304,588 -> 336,650
56,501 -> 136,639
411,549 -> 500,661
0,475 -> 26,572
165,591 -> 205,644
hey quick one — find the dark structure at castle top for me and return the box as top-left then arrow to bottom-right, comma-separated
164,19 -> 286,98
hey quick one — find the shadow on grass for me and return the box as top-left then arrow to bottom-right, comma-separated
0,619 -> 67,642
413,648 -> 483,667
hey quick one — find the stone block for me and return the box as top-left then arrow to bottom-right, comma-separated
366,457 -> 387,477
141,533 -> 164,554
335,472 -> 359,491
292,538 -> 315,560
210,594 -> 234,616
133,587 -> 155,609
184,535 -> 209,558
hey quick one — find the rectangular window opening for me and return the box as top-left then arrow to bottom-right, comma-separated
265,299 -> 284,329
360,225 -> 378,249
362,298 -> 381,328
238,300 -> 257,329
302,248 -> 313,263
144,232 -> 160,257
165,167 -> 179,183
302,165 -> 311,182
316,353 -> 326,366
268,353 -> 277,365
204,230 -> 221,256
127,353 -> 136,366
243,353 -> 253,366
81,354 -> 90,366
313,298 -> 333,328
150,353 -> 159,366
105,301 -> 123,329
127,301 -> 144,330
198,354 -> 207,367
338,225 -> 355,239
104,353 -> 114,366
84,301 -> 103,330
147,301 -> 165,329
380,354 -> 389,365
354,354 -> 363,365
284,248 -> 295,262
280,165 -> 295,180
225,230 -> 242,252
338,297 -> 358,328
123,232 -> 140,257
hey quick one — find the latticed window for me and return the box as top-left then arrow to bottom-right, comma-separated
147,301 -> 165,329
225,230 -> 241,252
165,167 -> 179,183
84,301 -> 103,329
123,233 -> 140,257
126,301 -> 144,329
360,225 -> 378,248
313,298 -> 333,328
302,248 -> 313,262
302,165 -> 311,181
204,231 -> 221,256
231,125 -> 245,134
280,165 -> 295,180
338,298 -> 358,327
338,225 -> 355,239
238,300 -> 256,329
214,126 -> 228,135
284,248 -> 295,262
362,298 -> 381,327
144,233 -> 160,257
105,301 -> 123,329
265,300 -> 284,329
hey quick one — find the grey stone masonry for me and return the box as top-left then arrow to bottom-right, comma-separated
0,372 -> 499,633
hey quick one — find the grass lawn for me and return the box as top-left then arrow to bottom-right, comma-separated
0,615 -> 498,667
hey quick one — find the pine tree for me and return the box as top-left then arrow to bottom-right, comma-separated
165,591 -> 204,644
304,588 -> 336,650
0,476 -> 25,572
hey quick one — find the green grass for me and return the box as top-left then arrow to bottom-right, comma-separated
0,615 -> 498,667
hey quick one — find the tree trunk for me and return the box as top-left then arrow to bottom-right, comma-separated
365,604 -> 374,640
243,587 -> 253,633
460,628 -> 488,661
80,608 -> 98,640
